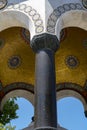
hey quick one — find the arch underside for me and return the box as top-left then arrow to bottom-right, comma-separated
0,82 -> 34,110
1,82 -> 87,114
56,10 -> 87,39
56,82 -> 87,116
47,2 -> 87,40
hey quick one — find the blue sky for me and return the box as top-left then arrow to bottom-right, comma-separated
58,97 -> 87,130
10,97 -> 87,130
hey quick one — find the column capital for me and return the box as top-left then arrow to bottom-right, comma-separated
30,33 -> 60,52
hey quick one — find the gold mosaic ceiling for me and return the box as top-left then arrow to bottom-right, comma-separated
0,27 -> 87,87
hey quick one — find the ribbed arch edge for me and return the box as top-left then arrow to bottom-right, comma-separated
57,83 -> 87,116
55,10 -> 87,40
0,82 -> 34,110
0,10 -> 34,40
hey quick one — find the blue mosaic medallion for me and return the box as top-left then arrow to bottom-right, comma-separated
82,0 -> 87,9
21,28 -> 30,44
8,56 -> 21,69
65,55 -> 79,69
0,0 -> 7,9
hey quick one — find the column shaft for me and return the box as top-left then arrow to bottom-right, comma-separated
35,49 -> 57,130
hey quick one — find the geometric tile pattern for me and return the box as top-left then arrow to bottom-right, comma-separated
47,3 -> 84,33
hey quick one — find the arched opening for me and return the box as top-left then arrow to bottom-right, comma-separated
55,10 -> 87,39
57,97 -> 87,130
11,97 -> 34,130
0,10 -> 35,39
0,27 -> 35,103
0,26 -> 35,129
55,27 -> 87,88
1,97 -> 34,130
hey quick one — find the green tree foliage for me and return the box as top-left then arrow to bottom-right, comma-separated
0,98 -> 19,125
0,123 -> 5,130
0,123 -> 16,130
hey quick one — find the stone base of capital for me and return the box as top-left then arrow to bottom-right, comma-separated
23,123 -> 67,130
34,126 -> 57,130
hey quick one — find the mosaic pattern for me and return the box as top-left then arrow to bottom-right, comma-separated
21,28 -> 30,44
8,56 -> 21,69
60,29 -> 66,41
47,3 -> 83,33
82,0 -> 87,9
6,3 -> 44,34
0,39 -> 5,49
0,0 -> 7,9
65,55 -> 79,69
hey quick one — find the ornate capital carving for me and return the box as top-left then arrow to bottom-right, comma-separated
31,33 -> 59,52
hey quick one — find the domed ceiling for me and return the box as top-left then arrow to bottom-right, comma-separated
0,27 -> 87,89
56,27 -> 87,87
0,27 -> 35,87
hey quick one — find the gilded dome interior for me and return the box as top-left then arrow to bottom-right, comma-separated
56,27 -> 87,87
0,27 -> 35,87
0,27 -> 87,88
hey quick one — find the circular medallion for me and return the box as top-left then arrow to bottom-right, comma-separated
82,0 -> 87,9
0,39 -> 5,49
65,55 -> 79,69
0,0 -> 7,9
8,56 -> 21,69
21,28 -> 30,44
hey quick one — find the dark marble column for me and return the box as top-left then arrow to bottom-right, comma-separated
31,33 -> 60,130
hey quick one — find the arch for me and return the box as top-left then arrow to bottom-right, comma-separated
56,83 -> 87,115
0,82 -> 34,110
57,97 -> 87,130
0,2 -> 44,39
0,10 -> 34,39
47,2 -> 87,40
55,10 -> 87,40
